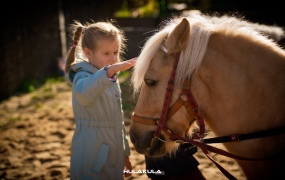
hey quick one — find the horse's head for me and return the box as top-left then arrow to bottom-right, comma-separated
130,18 -> 195,157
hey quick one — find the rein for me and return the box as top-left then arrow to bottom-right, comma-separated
131,45 -> 285,180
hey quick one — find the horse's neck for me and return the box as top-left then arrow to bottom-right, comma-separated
192,32 -> 285,135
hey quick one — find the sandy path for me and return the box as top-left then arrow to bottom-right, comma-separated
0,80 -> 245,180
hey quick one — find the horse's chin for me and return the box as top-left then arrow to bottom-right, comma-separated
130,130 -> 158,154
145,137 -> 166,157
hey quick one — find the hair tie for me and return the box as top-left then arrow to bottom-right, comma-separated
73,44 -> 77,48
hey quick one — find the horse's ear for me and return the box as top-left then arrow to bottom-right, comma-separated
165,18 -> 190,54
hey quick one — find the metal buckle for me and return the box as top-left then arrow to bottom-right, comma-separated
161,45 -> 168,53
231,134 -> 239,141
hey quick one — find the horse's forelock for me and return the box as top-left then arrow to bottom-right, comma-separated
132,25 -> 174,94
171,14 -> 213,85
132,15 -> 212,92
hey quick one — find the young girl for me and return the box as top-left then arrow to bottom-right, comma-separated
64,20 -> 136,180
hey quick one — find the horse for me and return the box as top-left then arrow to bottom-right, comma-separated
129,13 -> 285,179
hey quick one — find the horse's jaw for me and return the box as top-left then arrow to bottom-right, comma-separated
129,130 -> 167,157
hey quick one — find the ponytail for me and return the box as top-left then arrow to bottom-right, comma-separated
65,26 -> 84,73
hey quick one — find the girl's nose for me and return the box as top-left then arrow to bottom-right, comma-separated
110,55 -> 117,63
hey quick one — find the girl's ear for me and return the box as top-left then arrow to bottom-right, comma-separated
83,48 -> 92,59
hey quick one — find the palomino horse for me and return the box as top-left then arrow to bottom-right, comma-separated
129,13 -> 285,179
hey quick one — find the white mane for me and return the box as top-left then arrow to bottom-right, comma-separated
131,13 -> 280,94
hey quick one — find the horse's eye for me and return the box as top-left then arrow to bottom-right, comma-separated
144,79 -> 158,87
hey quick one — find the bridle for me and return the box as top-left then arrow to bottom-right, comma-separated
132,44 -> 206,142
132,48 -> 205,138
131,44 -> 285,180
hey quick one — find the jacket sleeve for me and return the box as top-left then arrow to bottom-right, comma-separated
72,69 -> 112,106
122,121 -> 131,157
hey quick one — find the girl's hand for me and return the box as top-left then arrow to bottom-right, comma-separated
106,57 -> 137,78
124,156 -> 132,177
117,57 -> 137,71
124,57 -> 137,67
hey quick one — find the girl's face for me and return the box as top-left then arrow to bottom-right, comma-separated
87,37 -> 121,69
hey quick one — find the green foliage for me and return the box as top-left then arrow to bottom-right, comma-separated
45,76 -> 66,84
30,77 -> 66,101
114,0 -> 213,18
115,0 -> 159,18
17,80 -> 37,93
118,70 -> 131,78
122,103 -> 131,111
115,0 -> 132,17
31,92 -> 55,101
1,76 -> 70,127
17,77 -> 66,94
137,0 -> 159,17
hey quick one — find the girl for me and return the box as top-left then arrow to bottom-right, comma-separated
64,20 -> 136,180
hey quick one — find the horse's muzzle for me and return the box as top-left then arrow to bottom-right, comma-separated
130,130 -> 166,156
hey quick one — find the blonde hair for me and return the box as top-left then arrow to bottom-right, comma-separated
65,20 -> 126,73
132,13 -> 278,94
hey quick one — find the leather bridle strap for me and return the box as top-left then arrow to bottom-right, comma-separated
154,51 -> 181,137
169,133 -> 278,180
131,79 -> 199,126
153,50 -> 205,138
183,85 -> 205,137
167,80 -> 198,122
132,81 -> 198,126
131,113 -> 158,126
203,126 -> 285,144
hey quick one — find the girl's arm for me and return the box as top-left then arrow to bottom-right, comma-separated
106,58 -> 137,78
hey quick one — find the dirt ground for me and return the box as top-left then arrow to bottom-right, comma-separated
0,77 -> 245,180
